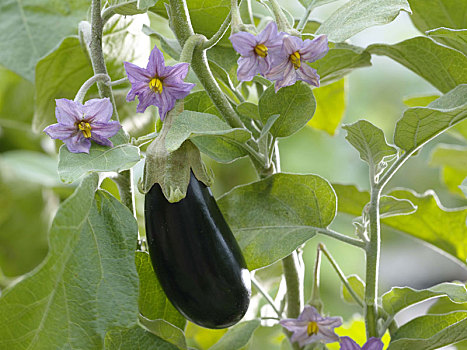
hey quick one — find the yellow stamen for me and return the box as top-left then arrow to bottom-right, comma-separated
78,121 -> 92,138
290,51 -> 301,69
307,321 -> 319,336
149,77 -> 163,94
254,44 -> 268,57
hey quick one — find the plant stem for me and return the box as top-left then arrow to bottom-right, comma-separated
202,12 -> 231,49
268,0 -> 293,33
319,243 -> 364,308
315,228 -> 366,249
364,185 -> 381,338
296,3 -> 313,32
309,244 -> 322,311
89,0 -> 134,215
74,74 -> 110,103
282,251 -> 303,318
251,274 -> 282,317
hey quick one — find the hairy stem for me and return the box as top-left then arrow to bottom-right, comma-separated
74,74 -> 110,103
251,274 -> 282,317
202,12 -> 231,49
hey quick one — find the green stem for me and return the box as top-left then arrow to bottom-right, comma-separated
251,274 -> 282,317
282,251 -> 303,318
230,0 -> 243,33
179,34 -> 205,63
268,0 -> 293,33
309,244 -> 323,311
364,186 -> 381,338
315,228 -> 366,249
319,243 -> 364,308
296,3 -> 313,32
202,12 -> 231,49
74,74 -> 110,103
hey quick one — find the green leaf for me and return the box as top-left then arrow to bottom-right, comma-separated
139,317 -> 187,350
316,0 -> 411,42
0,150 -> 61,187
430,144 -> 467,196
209,320 -> 260,350
310,44 -> 372,85
58,131 -> 141,184
217,173 -> 337,270
0,0 -> 89,80
143,24 -> 182,60
407,0 -> 467,33
343,120 -> 397,172
383,189 -> 467,265
299,0 -> 340,10
427,28 -> 467,56
380,195 -> 417,218
184,91 -> 220,117
461,178 -> 467,198
105,325 -> 179,350
382,282 -> 467,316
33,37 -> 93,133
368,37 -> 467,93
333,183 -> 370,217
403,95 -> 439,107
308,79 -> 345,135
259,82 -> 316,138
341,275 -> 365,305
237,102 -> 260,120
136,251 -> 186,329
0,174 -> 140,349
394,84 -> 467,153
388,312 -> 467,350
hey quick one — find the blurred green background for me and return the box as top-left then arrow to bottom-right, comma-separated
0,0 -> 466,349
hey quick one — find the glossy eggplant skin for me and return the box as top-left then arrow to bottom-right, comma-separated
144,173 -> 251,329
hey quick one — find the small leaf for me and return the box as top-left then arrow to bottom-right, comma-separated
382,282 -> 467,316
430,144 -> 467,196
427,28 -> 467,56
368,38 -> 467,93
308,79 -> 345,135
333,183 -> 370,217
139,316 -> 187,350
316,0 -> 411,42
0,174 -> 140,349
343,120 -> 396,172
105,325 -> 179,350
407,0 -> 467,33
341,275 -> 365,305
184,91 -> 220,117
136,252 -> 186,329
143,24 -> 182,60
379,195 -> 417,218
58,131 -> 141,184
218,173 -> 337,270
403,95 -> 439,107
394,84 -> 467,153
259,82 -> 316,138
388,312 -> 467,350
237,102 -> 260,120
209,320 -> 260,350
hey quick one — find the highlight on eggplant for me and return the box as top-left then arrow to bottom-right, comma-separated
144,172 -> 251,329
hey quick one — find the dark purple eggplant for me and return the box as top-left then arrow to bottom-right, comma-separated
144,172 -> 251,329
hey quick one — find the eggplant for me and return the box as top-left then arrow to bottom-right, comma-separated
144,172 -> 251,329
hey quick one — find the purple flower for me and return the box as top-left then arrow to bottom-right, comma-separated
43,98 -> 121,154
124,45 -> 195,120
267,35 -> 328,92
279,305 -> 342,347
340,337 -> 384,350
229,22 -> 284,81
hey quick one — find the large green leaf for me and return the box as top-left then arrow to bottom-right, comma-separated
379,195 -> 417,218
104,325 -> 179,350
427,28 -> 467,56
58,131 -> 141,184
368,38 -> 467,93
316,0 -> 411,42
0,0 -> 89,80
139,317 -> 187,350
308,79 -> 345,135
430,144 -> 467,196
343,120 -> 397,173
258,82 -> 316,138
0,174 -> 140,349
184,91 -> 220,117
382,283 -> 467,316
407,0 -> 467,33
136,251 -> 186,330
33,37 -> 93,133
394,84 -> 467,152
333,183 -> 370,217
164,110 -> 251,163
388,312 -> 467,350
209,320 -> 260,350
217,173 -> 337,270
310,44 -> 372,85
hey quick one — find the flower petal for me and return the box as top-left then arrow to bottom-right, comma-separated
146,45 -> 166,77
282,35 -> 303,55
296,64 -> 320,87
91,121 -> 121,141
136,89 -> 157,113
164,82 -> 194,100
318,315 -> 343,328
274,62 -> 296,92
257,21 -> 277,43
127,82 -> 150,102
158,90 -> 176,120
230,31 -> 256,56
301,35 -> 329,62
164,62 -> 190,81
340,337 -> 362,350
55,98 -> 82,125
266,57 -> 289,80
124,61 -> 151,84
316,325 -> 340,343
43,123 -> 76,140
83,98 -> 113,122
362,338 -> 384,350
237,56 -> 258,81
299,306 -> 320,321
64,133 -> 91,154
